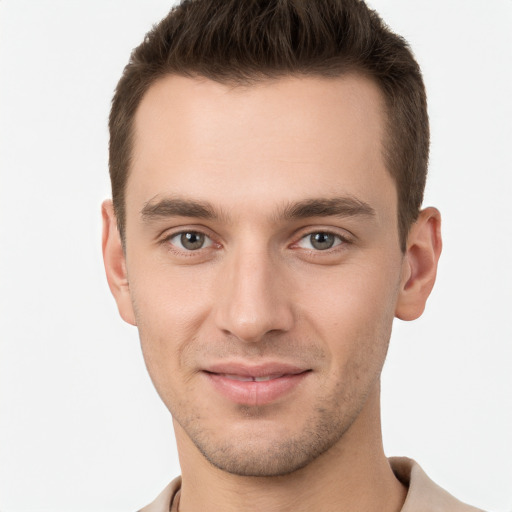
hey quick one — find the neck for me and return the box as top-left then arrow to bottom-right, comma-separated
174,385 -> 407,512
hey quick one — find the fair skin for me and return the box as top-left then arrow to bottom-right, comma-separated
103,74 -> 441,512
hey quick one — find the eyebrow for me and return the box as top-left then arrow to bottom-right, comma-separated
282,196 -> 376,220
141,197 -> 219,221
140,195 -> 376,223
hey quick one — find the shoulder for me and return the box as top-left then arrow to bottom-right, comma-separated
390,457 -> 485,512
137,476 -> 181,512
137,461 -> 485,512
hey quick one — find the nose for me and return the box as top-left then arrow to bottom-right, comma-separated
213,246 -> 294,343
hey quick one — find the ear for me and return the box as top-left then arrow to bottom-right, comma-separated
395,207 -> 442,321
101,200 -> 136,326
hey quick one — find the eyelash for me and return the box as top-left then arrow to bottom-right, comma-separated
161,230 -> 217,255
294,231 -> 350,251
159,228 -> 353,255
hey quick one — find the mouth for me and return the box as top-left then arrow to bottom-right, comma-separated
202,363 -> 311,406
215,373 -> 291,382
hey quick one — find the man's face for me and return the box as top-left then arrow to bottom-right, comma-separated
118,74 -> 408,476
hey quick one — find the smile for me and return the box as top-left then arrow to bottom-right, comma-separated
220,373 -> 286,382
203,364 -> 311,406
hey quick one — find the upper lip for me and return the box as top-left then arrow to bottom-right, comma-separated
203,361 -> 310,379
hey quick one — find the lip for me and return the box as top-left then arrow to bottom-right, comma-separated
202,362 -> 311,406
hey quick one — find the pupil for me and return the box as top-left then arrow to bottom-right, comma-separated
311,233 -> 334,250
181,232 -> 204,250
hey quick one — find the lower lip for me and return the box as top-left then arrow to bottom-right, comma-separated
204,372 -> 310,406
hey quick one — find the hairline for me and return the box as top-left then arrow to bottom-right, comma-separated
117,68 -> 408,251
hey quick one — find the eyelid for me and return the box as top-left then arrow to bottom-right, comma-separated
297,232 -> 349,251
297,233 -> 342,249
157,225 -> 353,253
159,226 -> 220,252
170,231 -> 213,250
291,226 -> 354,246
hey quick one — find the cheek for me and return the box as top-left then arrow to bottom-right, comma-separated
130,257 -> 214,332
128,266 -> 213,392
298,260 -> 400,366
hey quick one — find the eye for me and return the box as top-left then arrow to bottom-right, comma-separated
168,231 -> 213,251
296,232 -> 344,251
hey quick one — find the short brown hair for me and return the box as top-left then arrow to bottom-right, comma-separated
109,0 -> 429,251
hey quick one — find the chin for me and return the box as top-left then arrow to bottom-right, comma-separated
198,437 -> 326,477
181,407 -> 353,478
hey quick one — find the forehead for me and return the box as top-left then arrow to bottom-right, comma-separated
128,73 -> 396,223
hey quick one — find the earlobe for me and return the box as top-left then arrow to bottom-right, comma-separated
395,207 -> 442,321
101,200 -> 137,326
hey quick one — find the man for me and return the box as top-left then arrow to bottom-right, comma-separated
101,1 -> 482,510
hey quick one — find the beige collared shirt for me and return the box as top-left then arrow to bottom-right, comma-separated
138,457 -> 484,512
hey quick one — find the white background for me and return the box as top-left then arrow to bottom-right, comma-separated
0,1 -> 511,511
